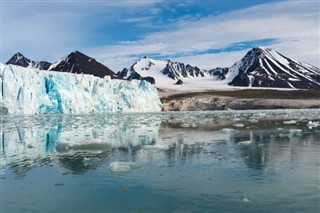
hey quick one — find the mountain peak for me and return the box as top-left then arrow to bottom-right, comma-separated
119,57 -> 205,85
13,52 -> 25,57
227,47 -> 320,89
6,52 -> 52,70
49,51 -> 117,78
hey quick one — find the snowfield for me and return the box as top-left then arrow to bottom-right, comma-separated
0,64 -> 162,114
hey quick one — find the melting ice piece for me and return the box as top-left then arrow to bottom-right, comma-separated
289,129 -> 303,136
307,121 -> 320,128
249,119 -> 258,123
180,123 -> 191,128
143,144 -> 171,151
240,196 -> 251,202
283,120 -> 297,124
237,140 -> 252,145
109,161 -> 141,175
233,123 -> 245,128
221,128 -> 239,134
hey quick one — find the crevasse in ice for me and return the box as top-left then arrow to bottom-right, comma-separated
0,64 -> 162,114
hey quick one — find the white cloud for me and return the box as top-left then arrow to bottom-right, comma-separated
88,0 -> 320,70
2,0 -> 319,72
1,0 -> 164,62
172,51 -> 248,70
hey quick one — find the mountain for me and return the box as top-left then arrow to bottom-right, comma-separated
117,56 -> 205,85
6,52 -> 52,70
48,51 -> 118,79
209,47 -> 320,89
6,47 -> 320,90
6,51 -> 119,79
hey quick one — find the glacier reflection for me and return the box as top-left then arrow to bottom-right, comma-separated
1,109 -> 320,177
1,110 -> 320,213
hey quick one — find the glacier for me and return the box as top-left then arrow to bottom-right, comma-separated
0,63 -> 162,114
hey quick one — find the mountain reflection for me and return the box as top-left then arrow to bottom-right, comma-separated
1,110 -> 319,178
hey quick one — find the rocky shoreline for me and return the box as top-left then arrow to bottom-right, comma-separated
159,89 -> 320,111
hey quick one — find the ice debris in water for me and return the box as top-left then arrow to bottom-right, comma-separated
221,128 -> 239,134
289,129 -> 303,136
143,144 -> 171,151
249,119 -> 258,123
180,123 -> 190,128
237,141 -> 251,145
240,196 -> 251,202
233,123 -> 245,128
179,122 -> 197,128
109,161 -> 141,175
307,121 -> 319,129
283,120 -> 297,124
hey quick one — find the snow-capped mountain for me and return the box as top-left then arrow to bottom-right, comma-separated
209,47 -> 320,89
117,56 -> 205,85
6,52 -> 52,70
48,51 -> 118,79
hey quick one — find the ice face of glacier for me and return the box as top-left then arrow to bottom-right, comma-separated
0,64 -> 162,114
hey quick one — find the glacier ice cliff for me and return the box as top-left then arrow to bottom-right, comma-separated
0,64 -> 162,114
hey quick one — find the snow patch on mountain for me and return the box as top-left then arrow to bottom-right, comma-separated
118,56 -> 206,86
208,47 -> 320,89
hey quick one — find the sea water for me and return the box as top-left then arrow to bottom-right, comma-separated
1,109 -> 319,213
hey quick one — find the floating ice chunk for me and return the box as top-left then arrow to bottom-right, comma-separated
238,140 -> 251,145
240,196 -> 251,202
109,161 -> 141,175
180,123 -> 191,128
191,123 -> 197,128
221,128 -> 239,134
249,119 -> 258,123
143,144 -> 171,151
278,133 -> 289,138
289,129 -> 303,136
307,121 -> 319,129
283,120 -> 297,124
233,123 -> 245,128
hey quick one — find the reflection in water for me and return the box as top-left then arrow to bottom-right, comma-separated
1,109 -> 320,213
1,110 -> 320,175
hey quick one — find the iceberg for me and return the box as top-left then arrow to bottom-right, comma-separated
109,161 -> 141,175
0,64 -> 162,114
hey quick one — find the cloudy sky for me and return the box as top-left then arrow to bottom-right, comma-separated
1,0 -> 319,71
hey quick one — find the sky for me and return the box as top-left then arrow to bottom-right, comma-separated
1,0 -> 319,71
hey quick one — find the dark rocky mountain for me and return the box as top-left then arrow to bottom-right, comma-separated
117,56 -> 205,85
6,47 -> 320,89
208,47 -> 320,89
6,51 -> 119,79
49,51 -> 118,79
6,52 -> 52,70
207,67 -> 229,80
118,67 -> 155,84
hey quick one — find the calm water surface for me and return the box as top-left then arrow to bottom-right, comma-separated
1,109 -> 320,213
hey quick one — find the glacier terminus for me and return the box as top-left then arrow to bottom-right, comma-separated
0,64 -> 162,114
